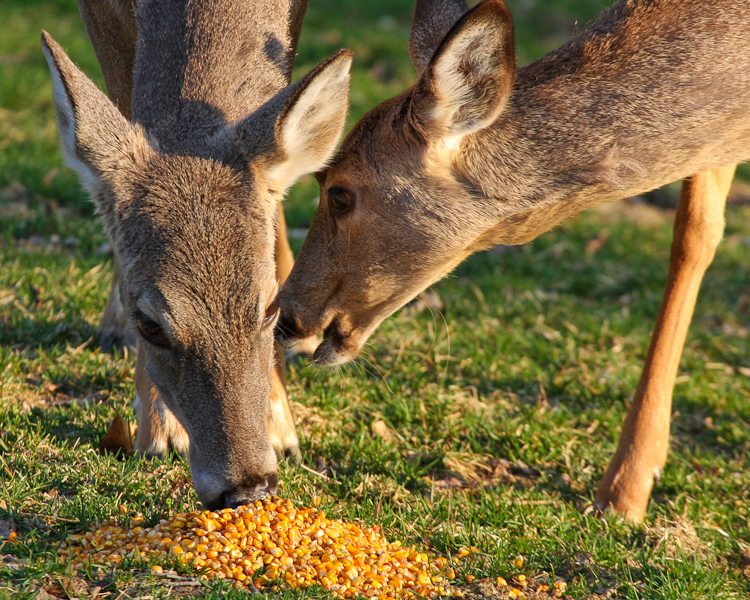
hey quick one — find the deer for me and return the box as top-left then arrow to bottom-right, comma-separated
43,0 -> 353,510
276,0 -> 750,523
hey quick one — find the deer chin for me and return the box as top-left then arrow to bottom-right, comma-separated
312,338 -> 353,365
311,320 -> 363,366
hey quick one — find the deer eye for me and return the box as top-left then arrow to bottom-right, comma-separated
135,311 -> 170,348
263,295 -> 281,329
327,186 -> 355,215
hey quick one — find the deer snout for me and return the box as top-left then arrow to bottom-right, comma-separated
195,469 -> 279,511
221,472 -> 279,510
190,440 -> 279,510
274,311 -> 300,348
276,302 -> 318,349
312,319 -> 360,366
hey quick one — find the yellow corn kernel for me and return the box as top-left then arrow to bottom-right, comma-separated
204,520 -> 218,533
418,572 -> 432,584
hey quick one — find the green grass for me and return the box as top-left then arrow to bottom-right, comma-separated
2,0 -> 750,599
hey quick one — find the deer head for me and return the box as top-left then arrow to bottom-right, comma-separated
278,0 -> 516,365
43,26 -> 352,508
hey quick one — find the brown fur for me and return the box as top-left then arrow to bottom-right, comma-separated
278,0 -> 750,522
44,0 -> 352,509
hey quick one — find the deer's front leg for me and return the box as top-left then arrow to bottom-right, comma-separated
133,340 -> 189,457
267,204 -> 302,459
97,258 -> 136,351
595,165 -> 735,523
267,341 -> 301,461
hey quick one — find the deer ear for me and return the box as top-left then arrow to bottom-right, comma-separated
262,49 -> 352,190
409,0 -> 468,74
42,32 -> 133,209
410,0 -> 516,143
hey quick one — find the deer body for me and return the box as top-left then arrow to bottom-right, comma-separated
44,0 -> 352,509
278,0 -> 749,521
461,0 -> 750,247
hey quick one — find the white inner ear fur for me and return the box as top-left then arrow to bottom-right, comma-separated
265,60 -> 351,189
43,44 -> 100,196
430,20 -> 500,141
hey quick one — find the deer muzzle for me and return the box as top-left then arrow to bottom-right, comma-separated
190,443 -> 279,511
311,319 -> 359,365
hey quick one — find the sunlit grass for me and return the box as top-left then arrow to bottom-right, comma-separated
2,0 -> 749,598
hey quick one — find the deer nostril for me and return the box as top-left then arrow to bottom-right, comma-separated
274,313 -> 299,346
221,473 -> 279,509
222,492 -> 257,510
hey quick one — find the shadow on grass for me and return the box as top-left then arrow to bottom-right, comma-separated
304,371 -> 750,518
671,395 -> 750,459
0,319 -> 98,351
12,404 -> 103,449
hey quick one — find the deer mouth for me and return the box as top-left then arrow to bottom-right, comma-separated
276,299 -> 370,366
311,319 -> 361,366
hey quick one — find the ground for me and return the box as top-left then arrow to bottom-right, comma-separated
1,0 -> 750,599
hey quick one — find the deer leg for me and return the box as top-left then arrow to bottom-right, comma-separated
133,340 -> 189,457
268,341 -> 301,461
97,258 -> 136,351
595,165 -> 735,523
267,203 -> 302,460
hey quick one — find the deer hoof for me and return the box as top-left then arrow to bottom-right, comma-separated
268,425 -> 301,464
594,482 -> 652,524
280,442 -> 302,463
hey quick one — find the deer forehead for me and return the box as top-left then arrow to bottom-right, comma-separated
113,166 -> 278,338
111,153 -> 276,255
115,194 -> 275,276
136,272 -> 277,348
330,96 -> 428,187
119,152 -> 274,208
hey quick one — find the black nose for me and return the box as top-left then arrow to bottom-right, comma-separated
219,473 -> 279,510
275,311 -> 300,346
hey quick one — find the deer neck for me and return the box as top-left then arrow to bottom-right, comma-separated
131,0 -> 294,152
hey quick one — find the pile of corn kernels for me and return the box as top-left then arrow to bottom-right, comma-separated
59,496 -> 461,598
